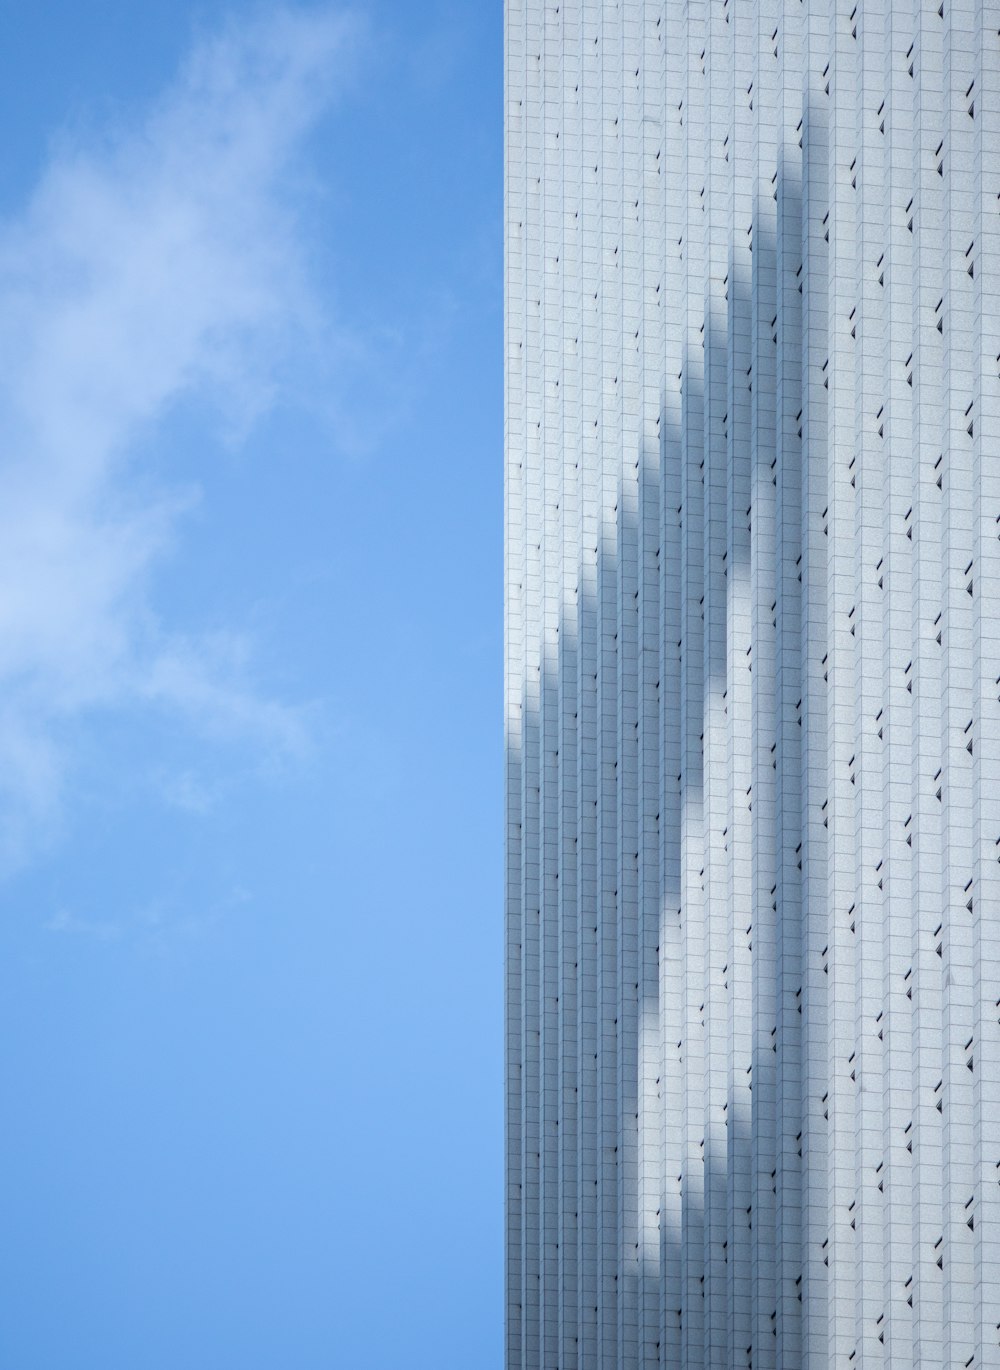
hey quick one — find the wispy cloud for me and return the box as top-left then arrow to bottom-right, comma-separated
0,7 -> 358,869
44,907 -> 123,943
44,881 -> 253,952
154,767 -> 222,817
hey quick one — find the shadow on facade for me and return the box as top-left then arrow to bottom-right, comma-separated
506,172 -> 816,1370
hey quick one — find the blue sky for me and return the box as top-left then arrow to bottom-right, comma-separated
0,4 -> 501,1366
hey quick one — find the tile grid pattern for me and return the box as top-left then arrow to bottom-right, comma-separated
505,0 -> 1000,1365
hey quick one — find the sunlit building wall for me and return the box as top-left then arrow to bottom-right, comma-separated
504,0 -> 1000,1365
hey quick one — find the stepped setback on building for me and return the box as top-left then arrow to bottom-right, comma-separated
504,0 -> 1000,1365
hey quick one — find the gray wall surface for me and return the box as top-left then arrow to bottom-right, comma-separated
504,0 -> 1000,1365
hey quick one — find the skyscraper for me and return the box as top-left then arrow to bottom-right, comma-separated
504,0 -> 999,1365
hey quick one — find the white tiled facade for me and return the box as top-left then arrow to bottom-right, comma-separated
504,0 -> 1000,1365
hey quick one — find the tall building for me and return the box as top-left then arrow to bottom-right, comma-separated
504,0 -> 1000,1365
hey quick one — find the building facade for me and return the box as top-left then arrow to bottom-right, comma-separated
504,0 -> 1000,1365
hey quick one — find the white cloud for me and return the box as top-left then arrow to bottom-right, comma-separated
44,907 -> 123,942
154,768 -> 221,817
0,7 -> 358,868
